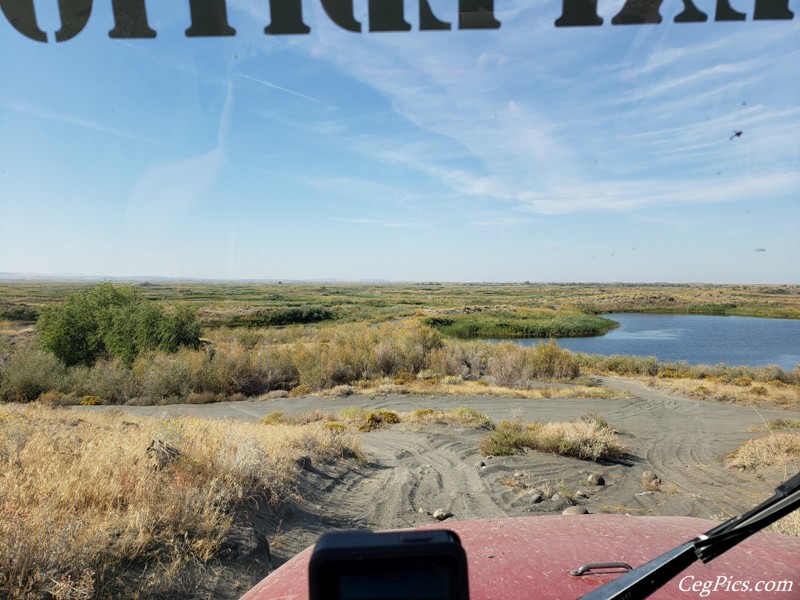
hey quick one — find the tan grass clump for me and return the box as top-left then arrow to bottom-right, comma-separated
479,416 -> 628,461
526,420 -> 628,461
648,377 -> 799,410
769,509 -> 800,537
728,432 -> 800,470
0,405 -> 361,598
404,407 -> 493,429
354,379 -> 621,399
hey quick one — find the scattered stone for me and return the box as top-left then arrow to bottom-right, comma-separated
587,473 -> 605,486
485,455 -> 493,460
635,491 -> 654,497
642,470 -> 659,483
563,506 -> 589,515
513,472 -> 523,478
529,494 -> 543,504
528,488 -> 543,497
418,508 -> 427,514
475,461 -> 486,468
433,509 -> 453,521
575,490 -> 589,499
641,470 -> 662,490
551,493 -> 562,502
549,497 -> 574,511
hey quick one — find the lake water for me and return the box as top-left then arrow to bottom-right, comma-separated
503,313 -> 800,371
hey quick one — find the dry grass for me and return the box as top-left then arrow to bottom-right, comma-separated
646,377 -> 799,410
402,407 -> 494,429
727,432 -> 800,470
259,406 -> 494,433
345,378 -> 624,400
479,416 -> 628,461
766,418 -> 800,430
769,510 -> 800,537
2,321 -> 628,405
0,405 -> 361,598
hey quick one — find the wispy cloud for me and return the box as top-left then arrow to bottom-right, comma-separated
332,216 -> 407,228
237,73 -> 336,109
1,102 -> 163,146
289,7 -> 797,221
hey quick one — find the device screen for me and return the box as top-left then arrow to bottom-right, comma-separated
324,556 -> 460,600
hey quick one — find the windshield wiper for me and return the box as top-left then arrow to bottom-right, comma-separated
578,472 -> 800,600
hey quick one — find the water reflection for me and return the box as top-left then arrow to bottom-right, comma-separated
500,313 -> 800,371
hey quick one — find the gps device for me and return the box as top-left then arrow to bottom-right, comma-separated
308,529 -> 470,600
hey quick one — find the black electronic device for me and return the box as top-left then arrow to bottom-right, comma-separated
308,529 -> 470,600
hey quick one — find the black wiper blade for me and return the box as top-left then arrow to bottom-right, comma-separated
578,471 -> 800,600
695,471 -> 800,562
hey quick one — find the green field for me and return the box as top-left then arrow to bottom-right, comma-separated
2,281 -> 799,331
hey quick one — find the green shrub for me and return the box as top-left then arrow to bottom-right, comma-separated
479,416 -> 627,461
220,306 -> 333,327
0,345 -> 67,402
135,354 -> 192,401
66,360 -> 137,403
450,406 -> 493,428
289,384 -> 312,397
528,340 -> 580,379
37,284 -> 200,367
425,309 -> 617,339
260,410 -> 286,425
0,302 -> 39,322
236,329 -> 263,349
358,410 -> 401,432
479,421 -> 528,456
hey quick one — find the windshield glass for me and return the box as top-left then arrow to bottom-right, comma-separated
1,1 -> 798,598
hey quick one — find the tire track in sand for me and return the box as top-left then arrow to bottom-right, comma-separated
308,427 -> 508,533
599,377 -> 789,517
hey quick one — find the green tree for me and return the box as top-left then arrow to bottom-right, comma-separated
38,283 -> 200,367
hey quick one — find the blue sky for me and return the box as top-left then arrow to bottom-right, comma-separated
1,0 -> 798,282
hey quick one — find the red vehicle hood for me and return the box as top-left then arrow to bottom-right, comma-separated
241,515 -> 799,600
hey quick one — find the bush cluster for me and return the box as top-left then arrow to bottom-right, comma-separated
479,415 -> 628,461
424,309 -> 617,339
1,321 -> 585,404
208,306 -> 334,328
37,283 -> 200,367
577,353 -> 799,384
0,302 -> 38,322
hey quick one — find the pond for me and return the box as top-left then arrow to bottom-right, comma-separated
501,313 -> 800,371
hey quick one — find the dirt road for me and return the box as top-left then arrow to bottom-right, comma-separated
80,377 -> 799,589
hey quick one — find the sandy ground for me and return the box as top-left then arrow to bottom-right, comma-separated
76,378 -> 800,598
